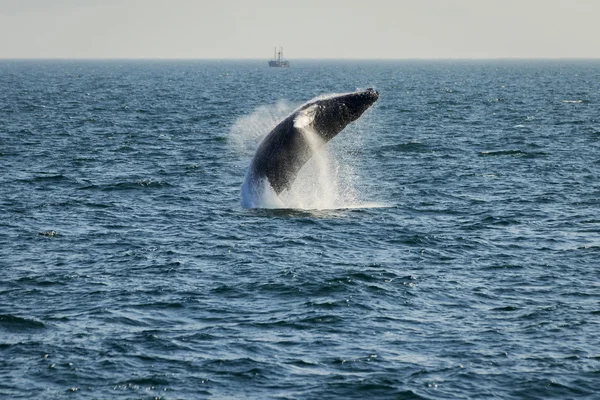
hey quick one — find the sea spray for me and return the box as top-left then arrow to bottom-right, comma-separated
229,101 -> 292,158
277,126 -> 356,209
240,172 -> 283,209
232,99 -> 367,210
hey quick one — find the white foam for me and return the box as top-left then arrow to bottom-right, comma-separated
240,171 -> 283,209
276,126 -> 348,209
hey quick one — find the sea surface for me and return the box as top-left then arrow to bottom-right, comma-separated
1,59 -> 599,399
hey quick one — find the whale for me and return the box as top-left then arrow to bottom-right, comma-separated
241,88 -> 379,207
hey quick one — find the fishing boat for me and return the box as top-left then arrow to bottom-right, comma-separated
268,46 -> 289,68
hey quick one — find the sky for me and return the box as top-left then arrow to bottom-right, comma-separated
0,0 -> 599,59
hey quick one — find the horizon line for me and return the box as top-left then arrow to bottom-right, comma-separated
2,57 -> 600,61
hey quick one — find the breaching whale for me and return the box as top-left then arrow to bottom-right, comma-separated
241,88 -> 379,208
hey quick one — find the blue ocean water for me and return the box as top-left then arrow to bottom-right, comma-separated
1,59 -> 599,399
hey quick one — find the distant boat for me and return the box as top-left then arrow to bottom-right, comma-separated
268,46 -> 289,68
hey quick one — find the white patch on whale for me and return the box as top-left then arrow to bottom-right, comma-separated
293,104 -> 318,129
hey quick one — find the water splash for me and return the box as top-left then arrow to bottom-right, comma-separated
232,100 -> 378,210
229,100 -> 292,158
276,126 -> 359,209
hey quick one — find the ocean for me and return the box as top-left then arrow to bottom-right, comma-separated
1,59 -> 599,399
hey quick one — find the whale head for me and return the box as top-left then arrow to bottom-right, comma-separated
308,88 -> 379,142
337,87 -> 380,121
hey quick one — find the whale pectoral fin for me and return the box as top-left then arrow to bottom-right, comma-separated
293,104 -> 318,129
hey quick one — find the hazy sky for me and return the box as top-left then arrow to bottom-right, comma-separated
1,0 -> 598,59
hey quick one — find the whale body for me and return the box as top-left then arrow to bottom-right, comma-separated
241,88 -> 379,208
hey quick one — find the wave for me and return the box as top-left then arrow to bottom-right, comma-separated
16,174 -> 73,184
79,179 -> 173,191
247,202 -> 391,218
378,142 -> 431,153
0,314 -> 46,330
479,149 -> 549,158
